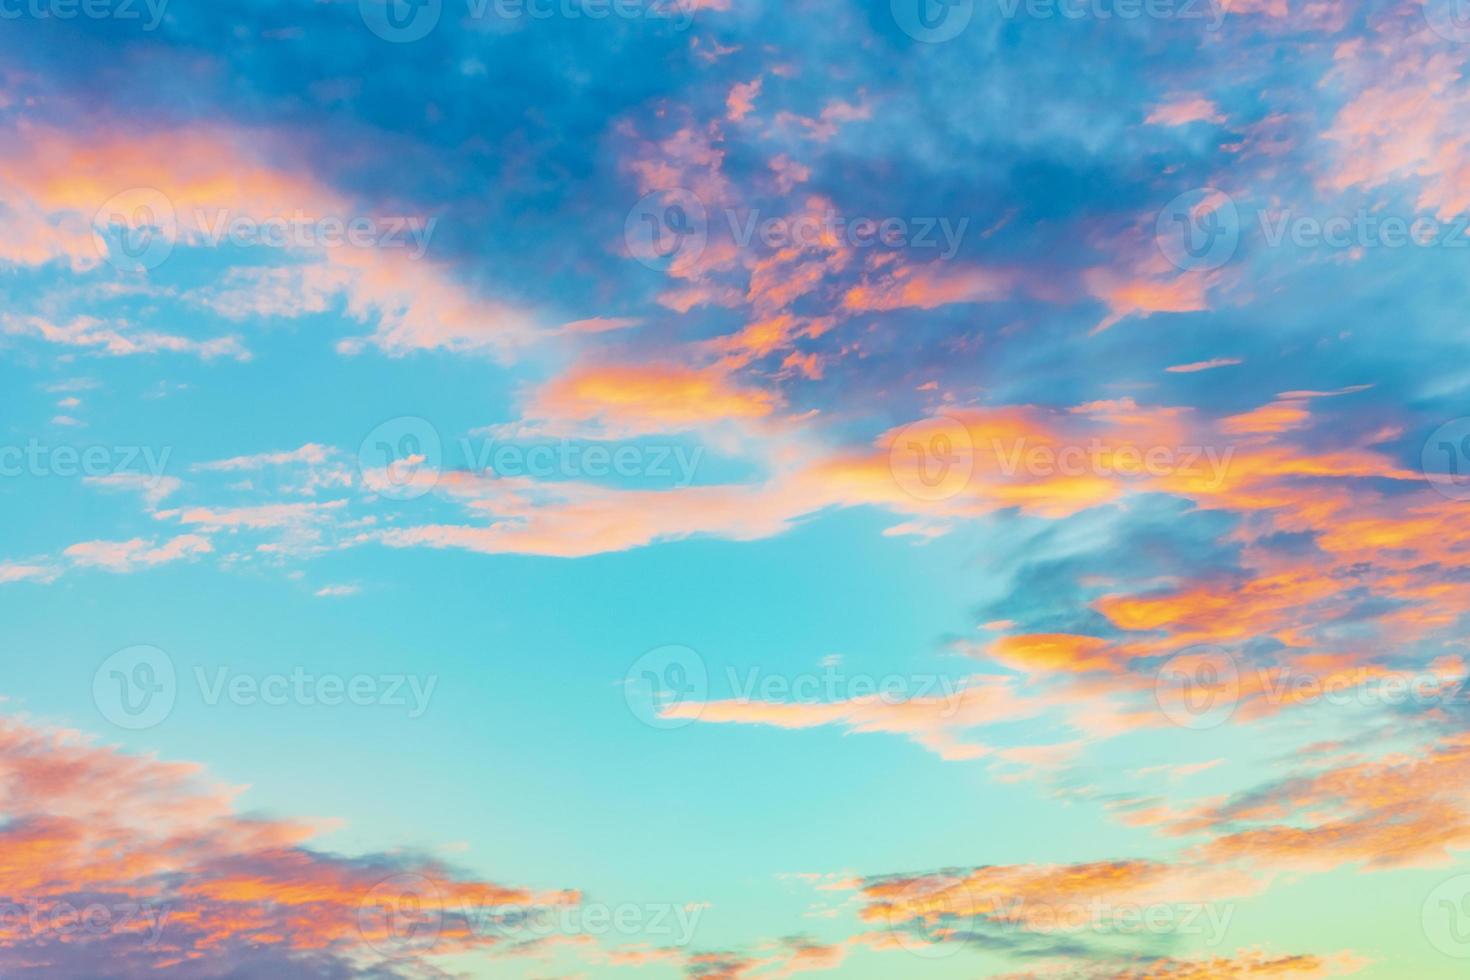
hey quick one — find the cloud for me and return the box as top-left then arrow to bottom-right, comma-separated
62,535 -> 213,574
0,713 -> 579,977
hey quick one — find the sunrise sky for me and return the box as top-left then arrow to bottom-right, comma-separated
1,0 -> 1469,976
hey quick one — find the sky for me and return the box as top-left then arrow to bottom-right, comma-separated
0,0 -> 1469,976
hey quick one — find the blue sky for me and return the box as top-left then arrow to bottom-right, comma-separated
1,0 -> 1470,977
